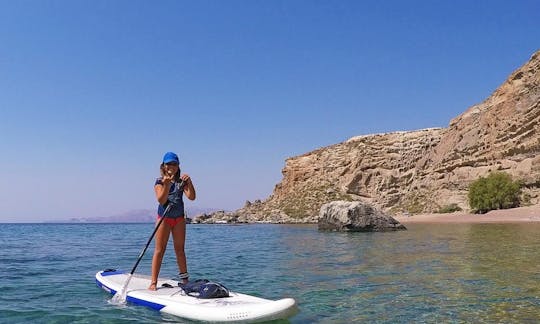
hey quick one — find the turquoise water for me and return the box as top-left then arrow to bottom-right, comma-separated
1,223 -> 539,323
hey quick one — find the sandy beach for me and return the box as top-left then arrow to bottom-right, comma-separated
394,204 -> 540,224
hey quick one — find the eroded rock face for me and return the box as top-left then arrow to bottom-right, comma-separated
318,201 -> 406,232
268,128 -> 446,217
240,50 -> 540,219
206,50 -> 540,223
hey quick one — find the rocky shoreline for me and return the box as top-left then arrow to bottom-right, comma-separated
193,203 -> 540,225
192,207 -> 318,224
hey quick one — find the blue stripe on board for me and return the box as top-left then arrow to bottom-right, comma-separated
95,278 -> 116,295
126,295 -> 166,311
96,277 -> 166,311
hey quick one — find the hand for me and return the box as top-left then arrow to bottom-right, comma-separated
162,171 -> 174,184
180,174 -> 191,184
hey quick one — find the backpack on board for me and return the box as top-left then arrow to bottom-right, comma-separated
179,279 -> 230,299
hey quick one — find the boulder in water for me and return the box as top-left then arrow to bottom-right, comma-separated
318,201 -> 406,232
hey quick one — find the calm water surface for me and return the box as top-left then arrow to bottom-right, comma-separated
0,222 -> 539,323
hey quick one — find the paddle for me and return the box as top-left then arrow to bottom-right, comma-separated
110,202 -> 172,304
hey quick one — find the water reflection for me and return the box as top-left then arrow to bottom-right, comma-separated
275,223 -> 540,323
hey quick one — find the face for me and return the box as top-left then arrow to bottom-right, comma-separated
164,162 -> 179,175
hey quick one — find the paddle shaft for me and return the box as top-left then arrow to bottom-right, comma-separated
128,178 -> 185,275
111,180 -> 185,303
128,202 -> 174,275
112,203 -> 173,303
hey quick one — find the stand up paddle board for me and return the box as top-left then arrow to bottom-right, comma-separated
95,269 -> 297,323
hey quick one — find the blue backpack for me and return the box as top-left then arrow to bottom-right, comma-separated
179,279 -> 230,299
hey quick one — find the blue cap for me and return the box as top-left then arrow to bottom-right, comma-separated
163,152 -> 179,164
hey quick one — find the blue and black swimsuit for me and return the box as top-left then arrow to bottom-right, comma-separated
155,178 -> 185,218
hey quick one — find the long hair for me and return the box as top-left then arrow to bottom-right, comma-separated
160,163 -> 181,182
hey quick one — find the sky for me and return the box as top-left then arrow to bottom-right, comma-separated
1,0 -> 539,222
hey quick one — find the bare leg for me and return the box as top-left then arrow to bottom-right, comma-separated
171,218 -> 188,283
149,219 -> 171,290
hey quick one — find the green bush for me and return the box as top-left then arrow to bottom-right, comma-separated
468,172 -> 521,214
438,203 -> 462,213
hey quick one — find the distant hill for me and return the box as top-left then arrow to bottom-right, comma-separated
61,207 -> 221,223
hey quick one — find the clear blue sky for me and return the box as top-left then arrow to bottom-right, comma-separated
1,0 -> 539,222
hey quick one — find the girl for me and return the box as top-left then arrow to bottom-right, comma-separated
149,151 -> 196,290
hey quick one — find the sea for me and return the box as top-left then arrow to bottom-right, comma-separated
1,222 -> 539,323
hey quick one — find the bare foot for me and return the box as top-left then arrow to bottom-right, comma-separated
148,282 -> 157,291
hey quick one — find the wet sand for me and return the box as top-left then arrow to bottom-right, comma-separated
394,204 -> 540,224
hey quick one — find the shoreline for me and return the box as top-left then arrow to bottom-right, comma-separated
394,204 -> 540,224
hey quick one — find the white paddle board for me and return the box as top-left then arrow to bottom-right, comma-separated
95,269 -> 297,322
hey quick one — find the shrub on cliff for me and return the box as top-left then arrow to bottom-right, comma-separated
468,172 -> 521,214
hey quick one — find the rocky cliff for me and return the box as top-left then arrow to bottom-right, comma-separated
207,50 -> 540,223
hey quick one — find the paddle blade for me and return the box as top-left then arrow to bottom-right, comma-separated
109,274 -> 132,305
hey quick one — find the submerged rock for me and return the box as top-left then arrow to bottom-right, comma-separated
318,201 -> 406,232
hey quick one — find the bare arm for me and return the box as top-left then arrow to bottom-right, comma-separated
181,174 -> 196,201
155,174 -> 174,205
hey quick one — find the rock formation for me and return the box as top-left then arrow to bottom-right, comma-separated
318,201 -> 406,232
208,50 -> 540,223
